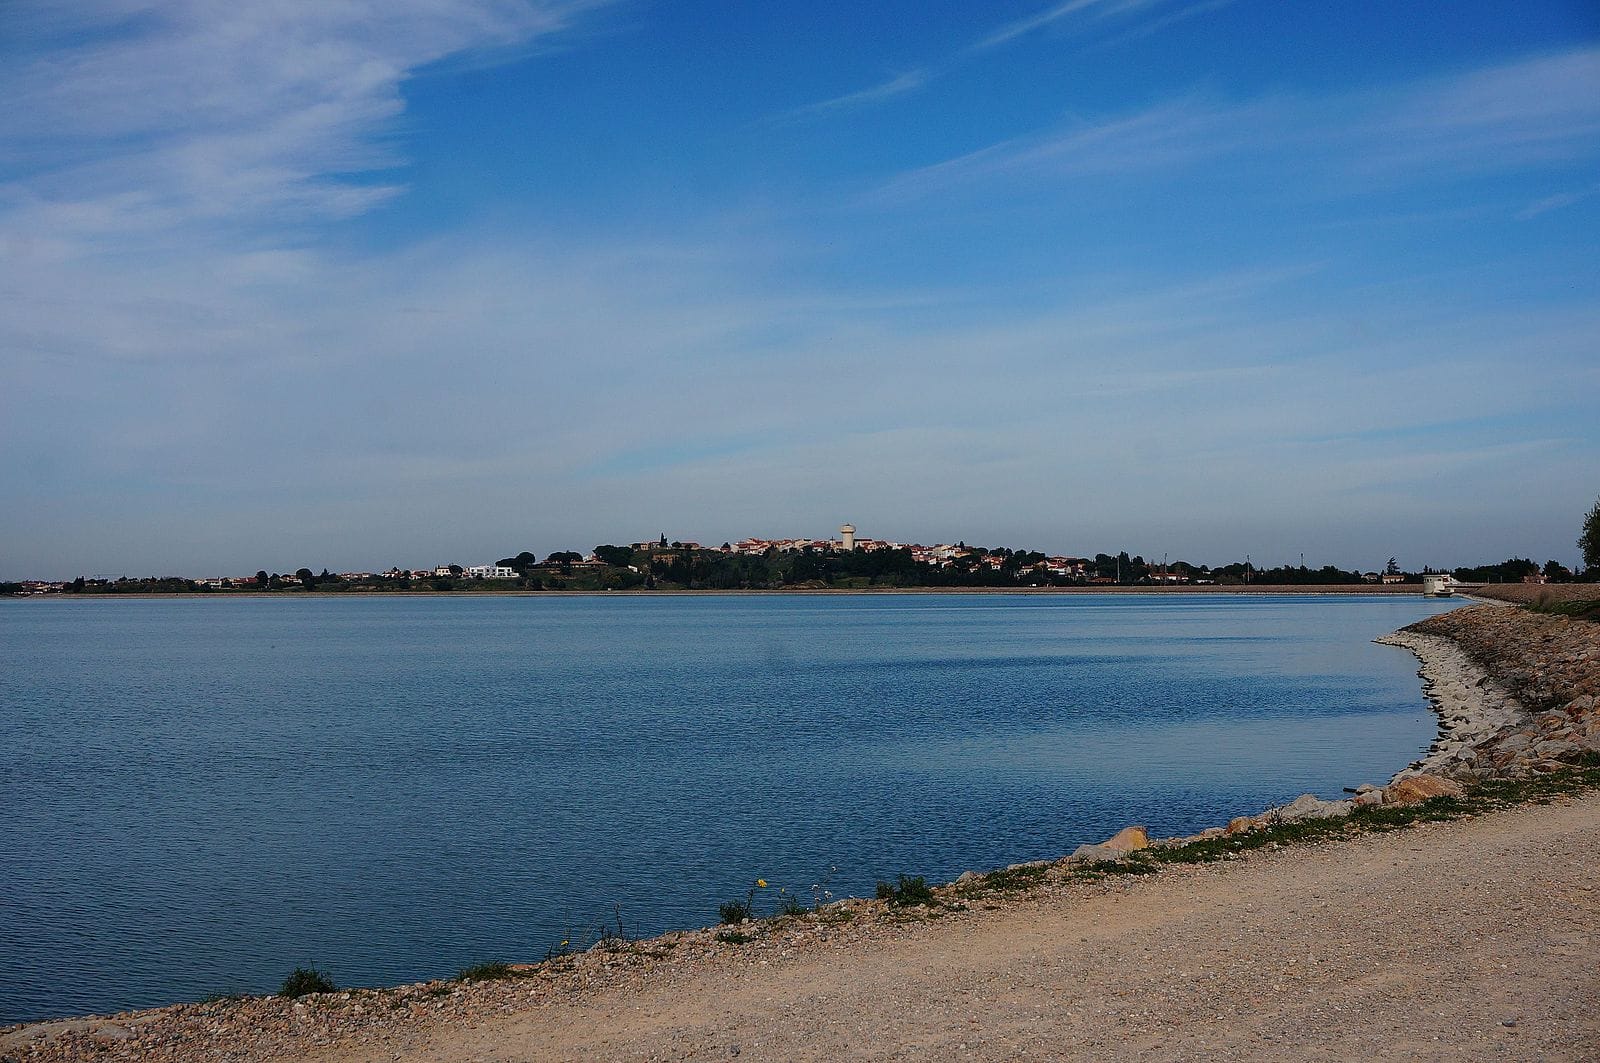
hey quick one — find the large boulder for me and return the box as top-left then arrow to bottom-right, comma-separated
1277,794 -> 1354,821
1383,774 -> 1464,805
1070,825 -> 1149,862
1103,825 -> 1150,851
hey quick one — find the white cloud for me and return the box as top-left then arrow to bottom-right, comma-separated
782,0 -> 1233,122
974,0 -> 1149,52
3,215 -> 1594,573
0,1 -> 604,243
1361,47 -> 1600,176
781,70 -> 930,121
1,9 -> 1595,575
870,47 -> 1600,202
1516,181 -> 1600,219
871,96 -> 1261,201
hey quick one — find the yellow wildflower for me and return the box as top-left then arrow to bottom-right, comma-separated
756,879 -> 768,888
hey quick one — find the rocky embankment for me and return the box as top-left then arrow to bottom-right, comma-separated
1077,599 -> 1600,855
1400,602 -> 1600,775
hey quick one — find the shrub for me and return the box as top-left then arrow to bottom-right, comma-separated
279,966 -> 336,998
457,961 -> 514,982
718,897 -> 752,924
876,874 -> 935,906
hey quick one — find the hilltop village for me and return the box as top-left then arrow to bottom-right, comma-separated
6,526 -> 1582,596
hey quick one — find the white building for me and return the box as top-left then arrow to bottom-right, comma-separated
466,564 -> 517,579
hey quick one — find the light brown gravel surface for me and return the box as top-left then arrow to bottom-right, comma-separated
298,794 -> 1597,1062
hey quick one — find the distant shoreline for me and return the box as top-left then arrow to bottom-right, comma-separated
5,583 -> 1435,600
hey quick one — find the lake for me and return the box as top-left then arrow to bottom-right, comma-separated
0,592 -> 1458,1023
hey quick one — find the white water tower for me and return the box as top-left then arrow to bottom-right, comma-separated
840,523 -> 856,552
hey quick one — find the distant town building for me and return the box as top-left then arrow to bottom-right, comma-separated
840,524 -> 856,551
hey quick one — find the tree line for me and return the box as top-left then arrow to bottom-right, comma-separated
18,493 -> 1600,594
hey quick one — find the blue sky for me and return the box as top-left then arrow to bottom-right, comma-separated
2,0 -> 1597,577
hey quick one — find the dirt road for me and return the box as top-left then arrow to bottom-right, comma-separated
301,793 -> 1599,1062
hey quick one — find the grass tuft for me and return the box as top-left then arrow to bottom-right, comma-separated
876,874 -> 936,906
278,966 -> 336,998
456,961 -> 519,982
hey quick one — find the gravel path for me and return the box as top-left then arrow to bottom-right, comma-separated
291,793 -> 1600,1063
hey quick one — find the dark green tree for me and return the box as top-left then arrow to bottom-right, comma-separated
1581,496 -> 1600,570
593,544 -> 634,567
256,570 -> 269,588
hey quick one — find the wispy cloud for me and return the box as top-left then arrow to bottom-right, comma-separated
780,69 -> 930,121
1089,0 -> 1239,51
783,0 -> 1228,122
1366,47 -> 1600,175
0,1 -> 608,244
2,6 -> 1595,575
1516,180 -> 1600,219
869,47 -> 1600,202
974,0 -> 1159,51
871,96 -> 1259,201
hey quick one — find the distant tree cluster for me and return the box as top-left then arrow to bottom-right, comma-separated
15,495 -> 1597,595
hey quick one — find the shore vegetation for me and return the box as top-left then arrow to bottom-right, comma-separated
278,966 -> 336,998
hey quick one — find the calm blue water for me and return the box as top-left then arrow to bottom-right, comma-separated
0,593 -> 1457,1023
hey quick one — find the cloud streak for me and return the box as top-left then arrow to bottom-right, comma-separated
0,0 -> 606,244
780,69 -> 930,120
974,0 -> 1158,52
783,0 -> 1228,122
870,47 -> 1600,202
1516,181 -> 1600,219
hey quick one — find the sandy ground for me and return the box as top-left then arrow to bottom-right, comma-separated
295,793 -> 1600,1063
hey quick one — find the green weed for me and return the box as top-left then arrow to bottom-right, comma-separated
718,896 -> 752,924
456,962 -> 520,982
875,874 -> 935,906
278,966 -> 336,998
